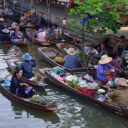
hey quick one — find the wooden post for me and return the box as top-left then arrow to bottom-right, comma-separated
47,0 -> 50,27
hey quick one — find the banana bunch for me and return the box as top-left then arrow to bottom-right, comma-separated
54,56 -> 65,62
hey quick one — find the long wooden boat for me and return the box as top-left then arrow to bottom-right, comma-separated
6,60 -> 44,88
26,28 -> 51,46
56,43 -> 98,65
11,39 -> 28,46
20,23 -> 39,29
0,41 -> 12,45
0,83 -> 57,111
38,47 -> 87,73
44,70 -> 128,117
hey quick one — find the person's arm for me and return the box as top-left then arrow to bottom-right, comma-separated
32,59 -> 36,67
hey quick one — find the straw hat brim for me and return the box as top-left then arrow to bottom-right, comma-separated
67,48 -> 76,55
99,56 -> 112,64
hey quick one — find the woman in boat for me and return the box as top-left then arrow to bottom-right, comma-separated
10,67 -> 34,98
97,55 -> 116,82
64,48 -> 82,69
0,28 -> 11,42
108,78 -> 128,106
116,36 -> 127,56
20,53 -> 36,79
11,27 -> 24,42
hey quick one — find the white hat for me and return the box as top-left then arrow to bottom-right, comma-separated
97,89 -> 105,93
11,22 -> 17,28
115,78 -> 128,87
2,28 -> 10,33
67,48 -> 76,55
99,55 -> 112,64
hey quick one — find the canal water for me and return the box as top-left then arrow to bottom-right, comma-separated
0,43 -> 128,128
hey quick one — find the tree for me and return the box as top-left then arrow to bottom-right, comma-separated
69,0 -> 128,34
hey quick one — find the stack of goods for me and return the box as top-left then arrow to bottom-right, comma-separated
54,56 -> 65,65
49,67 -> 99,96
27,94 -> 53,105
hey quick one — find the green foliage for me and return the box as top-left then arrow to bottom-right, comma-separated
69,0 -> 128,34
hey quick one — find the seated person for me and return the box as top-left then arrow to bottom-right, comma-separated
0,28 -> 10,41
20,53 -> 36,79
11,27 -> 23,41
97,55 -> 116,82
95,43 -> 107,59
30,13 -> 38,25
10,67 -> 34,98
64,48 -> 82,69
108,78 -> 128,106
37,30 -> 47,41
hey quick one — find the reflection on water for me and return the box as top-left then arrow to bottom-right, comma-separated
0,43 -> 128,128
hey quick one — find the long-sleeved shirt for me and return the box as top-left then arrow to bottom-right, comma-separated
97,64 -> 114,81
64,55 -> 81,69
20,60 -> 36,79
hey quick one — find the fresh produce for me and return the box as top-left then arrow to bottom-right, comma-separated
54,56 -> 65,63
28,94 -> 52,105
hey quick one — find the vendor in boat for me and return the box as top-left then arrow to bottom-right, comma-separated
37,30 -> 47,42
11,26 -> 23,41
20,53 -> 36,79
0,18 -> 5,31
30,13 -> 38,25
0,28 -> 11,42
10,67 -> 34,98
97,55 -> 116,82
116,36 -> 127,56
108,78 -> 128,106
64,48 -> 82,69
98,43 -> 107,57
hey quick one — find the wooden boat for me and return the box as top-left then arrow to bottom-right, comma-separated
11,39 -> 28,46
6,60 -> 44,88
0,41 -> 12,45
0,82 -> 57,111
56,43 -> 82,55
38,47 -> 87,73
20,23 -> 38,29
56,43 -> 98,65
44,70 -> 128,117
26,28 -> 51,46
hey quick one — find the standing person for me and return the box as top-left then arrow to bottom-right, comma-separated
30,13 -> 38,25
117,36 -> 127,56
20,53 -> 36,79
97,55 -> 116,82
64,48 -> 82,69
10,67 -> 34,98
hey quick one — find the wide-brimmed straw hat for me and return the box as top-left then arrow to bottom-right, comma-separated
0,18 -> 4,21
2,28 -> 10,33
22,53 -> 32,61
115,78 -> 128,87
67,48 -> 76,55
99,55 -> 112,64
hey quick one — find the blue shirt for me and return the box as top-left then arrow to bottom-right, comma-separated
20,60 -> 36,79
64,55 -> 81,69
97,64 -> 114,81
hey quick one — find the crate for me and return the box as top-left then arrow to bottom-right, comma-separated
77,87 -> 97,96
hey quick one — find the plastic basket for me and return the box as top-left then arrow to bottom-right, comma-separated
77,87 -> 97,96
